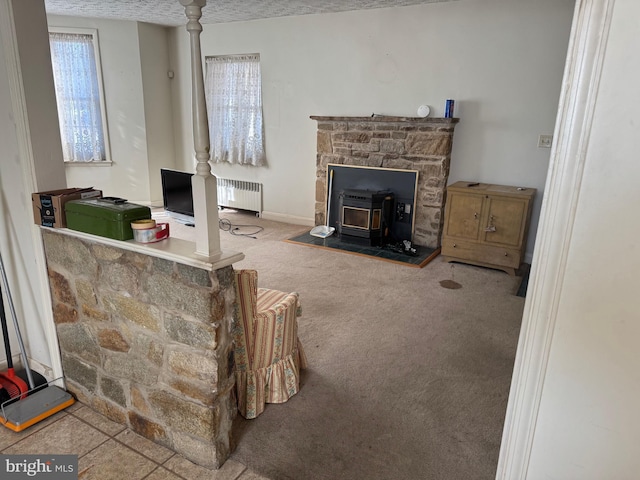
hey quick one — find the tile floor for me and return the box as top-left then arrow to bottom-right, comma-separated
0,402 -> 267,480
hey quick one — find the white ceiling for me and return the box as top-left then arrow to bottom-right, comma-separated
44,0 -> 457,27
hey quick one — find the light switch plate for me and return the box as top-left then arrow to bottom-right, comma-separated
538,134 -> 553,148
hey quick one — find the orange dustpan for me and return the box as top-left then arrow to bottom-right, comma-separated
0,285 -> 28,400
0,253 -> 75,432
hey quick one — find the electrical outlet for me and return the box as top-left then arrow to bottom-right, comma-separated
538,134 -> 553,148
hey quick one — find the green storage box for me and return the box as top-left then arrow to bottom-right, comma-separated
65,198 -> 152,240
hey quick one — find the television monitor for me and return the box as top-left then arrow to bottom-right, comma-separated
161,168 -> 194,224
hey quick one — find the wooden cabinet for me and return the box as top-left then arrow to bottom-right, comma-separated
441,182 -> 536,275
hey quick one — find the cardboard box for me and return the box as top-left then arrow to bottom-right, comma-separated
32,188 -> 102,228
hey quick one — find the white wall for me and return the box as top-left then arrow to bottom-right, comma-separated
138,22 -> 176,206
525,0 -> 640,477
47,15 -> 176,205
170,0 -> 574,254
0,0 -> 66,374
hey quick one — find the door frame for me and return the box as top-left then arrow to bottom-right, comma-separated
495,0 -> 615,477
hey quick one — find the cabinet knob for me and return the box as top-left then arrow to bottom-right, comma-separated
474,212 -> 478,219
453,243 -> 457,248
504,252 -> 508,256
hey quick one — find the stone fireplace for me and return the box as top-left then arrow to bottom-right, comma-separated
311,116 -> 459,248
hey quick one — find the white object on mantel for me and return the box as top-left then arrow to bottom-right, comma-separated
179,0 -> 222,259
417,105 -> 431,117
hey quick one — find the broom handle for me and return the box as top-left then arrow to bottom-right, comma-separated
0,254 -> 34,389
0,284 -> 15,370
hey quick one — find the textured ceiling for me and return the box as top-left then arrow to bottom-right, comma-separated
44,0 -> 456,27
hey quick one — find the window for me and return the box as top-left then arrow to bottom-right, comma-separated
205,54 -> 265,166
49,28 -> 110,163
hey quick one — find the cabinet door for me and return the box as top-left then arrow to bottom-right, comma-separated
482,196 -> 528,247
443,192 -> 484,241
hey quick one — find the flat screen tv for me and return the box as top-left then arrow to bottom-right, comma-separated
161,168 -> 194,223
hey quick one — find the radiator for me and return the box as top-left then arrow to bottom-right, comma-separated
216,177 -> 262,215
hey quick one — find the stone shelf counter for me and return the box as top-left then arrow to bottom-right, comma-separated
41,227 -> 244,469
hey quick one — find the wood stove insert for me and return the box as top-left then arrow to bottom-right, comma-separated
339,189 -> 394,246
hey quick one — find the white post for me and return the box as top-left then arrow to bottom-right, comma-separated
179,0 -> 221,258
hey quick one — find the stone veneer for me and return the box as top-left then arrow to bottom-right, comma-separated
311,116 -> 459,248
42,230 -> 236,469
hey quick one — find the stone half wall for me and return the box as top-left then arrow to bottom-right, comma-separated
311,116 -> 459,248
42,230 -> 236,469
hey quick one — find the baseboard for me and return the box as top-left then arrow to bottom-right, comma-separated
260,211 -> 314,227
25,357 -> 54,380
0,356 -> 53,380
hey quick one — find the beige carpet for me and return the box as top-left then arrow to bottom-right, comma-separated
162,210 -> 525,480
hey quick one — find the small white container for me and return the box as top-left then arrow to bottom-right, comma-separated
131,219 -> 170,243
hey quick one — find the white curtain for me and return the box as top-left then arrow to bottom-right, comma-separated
49,32 -> 105,162
205,54 -> 266,166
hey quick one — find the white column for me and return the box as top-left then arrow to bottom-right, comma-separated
179,0 -> 221,258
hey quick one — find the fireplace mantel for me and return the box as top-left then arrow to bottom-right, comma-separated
311,115 -> 459,248
310,115 -> 459,124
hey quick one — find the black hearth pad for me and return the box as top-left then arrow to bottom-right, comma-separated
285,232 -> 439,268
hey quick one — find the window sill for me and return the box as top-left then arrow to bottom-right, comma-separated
64,161 -> 113,167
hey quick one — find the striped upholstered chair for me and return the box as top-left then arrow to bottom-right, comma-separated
232,269 -> 307,419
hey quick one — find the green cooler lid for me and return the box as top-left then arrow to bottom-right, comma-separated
65,198 -> 151,221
